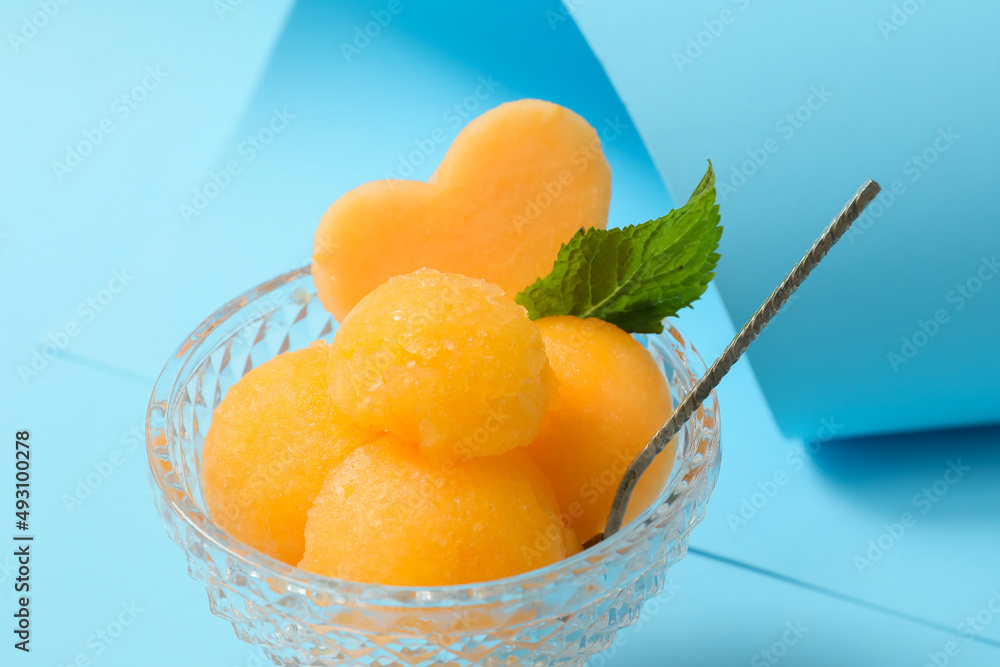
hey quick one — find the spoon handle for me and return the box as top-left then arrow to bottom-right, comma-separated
600,179 -> 882,542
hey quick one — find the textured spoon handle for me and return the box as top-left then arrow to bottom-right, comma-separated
600,179 -> 882,542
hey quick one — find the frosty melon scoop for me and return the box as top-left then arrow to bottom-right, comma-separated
312,99 -> 612,321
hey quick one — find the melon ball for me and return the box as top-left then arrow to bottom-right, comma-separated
298,435 -> 578,585
526,316 -> 675,542
202,341 -> 376,565
328,268 -> 555,461
311,98 -> 611,321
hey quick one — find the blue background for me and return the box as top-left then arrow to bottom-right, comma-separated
569,0 -> 1000,439
0,1 -> 997,665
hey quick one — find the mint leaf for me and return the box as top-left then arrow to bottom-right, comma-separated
515,161 -> 722,334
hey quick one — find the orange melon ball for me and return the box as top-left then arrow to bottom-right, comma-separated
328,268 -> 555,461
202,341 -> 375,565
313,99 -> 612,320
298,435 -> 578,586
526,316 -> 675,542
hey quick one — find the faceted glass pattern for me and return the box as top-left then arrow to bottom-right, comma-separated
146,267 -> 721,666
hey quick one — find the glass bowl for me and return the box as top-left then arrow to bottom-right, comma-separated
146,266 -> 721,666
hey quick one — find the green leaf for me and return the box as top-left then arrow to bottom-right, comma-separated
515,161 -> 722,334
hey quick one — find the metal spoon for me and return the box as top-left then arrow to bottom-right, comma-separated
592,179 -> 882,546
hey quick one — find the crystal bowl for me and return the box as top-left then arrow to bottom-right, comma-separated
146,266 -> 721,666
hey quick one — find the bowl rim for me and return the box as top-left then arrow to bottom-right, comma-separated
146,265 -> 721,607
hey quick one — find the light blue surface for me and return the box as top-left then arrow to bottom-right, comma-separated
601,553 -> 1000,667
5,361 -> 254,666
568,0 -> 1000,439
0,0 -> 296,381
1,1 -> 997,665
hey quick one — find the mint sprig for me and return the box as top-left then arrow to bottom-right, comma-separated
515,161 -> 722,334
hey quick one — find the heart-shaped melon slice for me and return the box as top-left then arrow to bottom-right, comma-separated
313,99 -> 612,320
